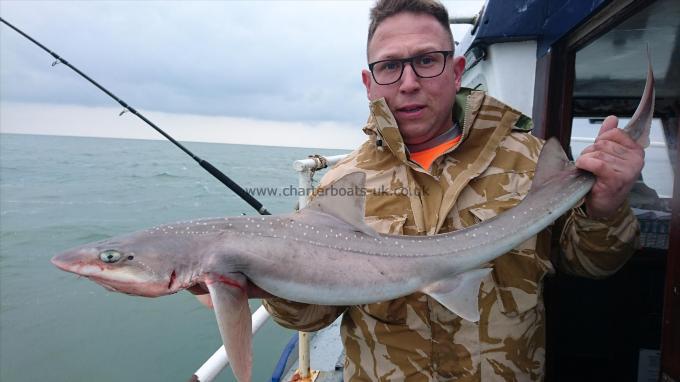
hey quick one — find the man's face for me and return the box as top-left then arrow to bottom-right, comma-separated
362,12 -> 465,146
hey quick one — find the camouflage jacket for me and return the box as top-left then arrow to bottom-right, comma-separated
264,89 -> 639,381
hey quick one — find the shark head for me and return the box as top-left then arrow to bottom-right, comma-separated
51,228 -> 198,297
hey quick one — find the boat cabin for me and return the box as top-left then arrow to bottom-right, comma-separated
455,0 -> 678,380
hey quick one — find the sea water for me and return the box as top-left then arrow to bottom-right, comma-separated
0,133 -> 348,382
1,131 -> 674,382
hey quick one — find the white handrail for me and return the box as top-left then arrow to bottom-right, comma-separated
292,153 -> 347,380
293,154 -> 347,208
292,154 -> 347,172
571,136 -> 666,148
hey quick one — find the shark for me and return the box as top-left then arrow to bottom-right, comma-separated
51,59 -> 654,382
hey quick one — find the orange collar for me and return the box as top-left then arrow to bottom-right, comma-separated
409,134 -> 461,171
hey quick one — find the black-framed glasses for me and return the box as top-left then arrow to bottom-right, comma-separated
368,50 -> 454,85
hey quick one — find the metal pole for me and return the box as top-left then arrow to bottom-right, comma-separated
291,154 -> 346,381
298,332 -> 311,379
292,154 -> 347,209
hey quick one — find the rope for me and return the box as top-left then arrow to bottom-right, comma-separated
305,154 -> 329,188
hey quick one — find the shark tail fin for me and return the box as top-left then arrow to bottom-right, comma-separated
622,48 -> 655,148
530,50 -> 654,194
304,172 -> 379,237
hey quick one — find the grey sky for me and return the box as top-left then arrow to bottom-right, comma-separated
0,0 -> 483,148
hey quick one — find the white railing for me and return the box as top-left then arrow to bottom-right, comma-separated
571,137 -> 666,148
293,154 -> 348,208
191,153 -> 347,382
291,154 -> 347,380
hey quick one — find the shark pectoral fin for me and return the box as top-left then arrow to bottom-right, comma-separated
206,274 -> 252,382
304,172 -> 379,238
422,268 -> 492,322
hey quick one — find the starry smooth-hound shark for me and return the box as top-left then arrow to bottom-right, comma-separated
51,59 -> 654,382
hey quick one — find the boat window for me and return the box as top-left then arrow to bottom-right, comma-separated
570,0 -> 679,249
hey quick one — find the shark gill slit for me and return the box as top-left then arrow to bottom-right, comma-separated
168,270 -> 177,289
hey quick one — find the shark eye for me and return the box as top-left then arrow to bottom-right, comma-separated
99,250 -> 122,263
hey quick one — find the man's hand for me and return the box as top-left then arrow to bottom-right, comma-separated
575,115 -> 645,219
188,281 -> 275,309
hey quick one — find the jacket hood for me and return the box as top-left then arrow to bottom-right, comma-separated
361,88 -> 479,170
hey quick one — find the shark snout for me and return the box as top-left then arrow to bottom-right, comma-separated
51,249 -> 104,276
50,255 -> 70,271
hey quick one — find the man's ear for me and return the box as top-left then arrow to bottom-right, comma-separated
361,69 -> 372,100
452,56 -> 466,92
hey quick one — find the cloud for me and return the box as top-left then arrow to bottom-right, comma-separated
0,1 -> 483,144
0,1 -> 373,123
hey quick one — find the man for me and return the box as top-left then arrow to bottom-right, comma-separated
262,0 -> 643,380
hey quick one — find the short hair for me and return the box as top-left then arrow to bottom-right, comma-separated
367,0 -> 454,58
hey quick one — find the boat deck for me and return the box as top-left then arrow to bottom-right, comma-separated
282,317 -> 345,382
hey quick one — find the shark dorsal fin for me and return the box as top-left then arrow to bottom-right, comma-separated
530,138 -> 572,191
304,172 -> 379,237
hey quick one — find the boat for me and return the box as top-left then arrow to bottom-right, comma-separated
190,0 -> 679,380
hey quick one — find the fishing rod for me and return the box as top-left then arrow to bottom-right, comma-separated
0,17 -> 271,216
